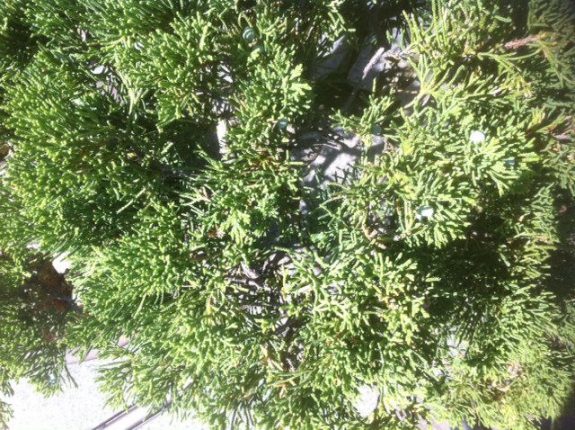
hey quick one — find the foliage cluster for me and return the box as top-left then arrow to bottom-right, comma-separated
0,1 -> 574,429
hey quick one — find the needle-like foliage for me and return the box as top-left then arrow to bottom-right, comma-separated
0,1 -> 574,429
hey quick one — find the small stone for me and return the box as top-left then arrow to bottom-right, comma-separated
91,65 -> 106,75
277,118 -> 289,132
416,205 -> 435,222
469,130 -> 486,144
242,27 -> 257,43
504,157 -> 517,170
26,241 -> 41,251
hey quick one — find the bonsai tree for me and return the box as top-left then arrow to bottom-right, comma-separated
0,0 -> 574,429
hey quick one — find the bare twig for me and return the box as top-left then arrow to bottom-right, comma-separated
553,133 -> 572,142
124,406 -> 168,430
89,405 -> 138,430
504,35 -> 540,50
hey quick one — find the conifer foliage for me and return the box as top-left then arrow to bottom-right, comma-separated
0,1 -> 574,429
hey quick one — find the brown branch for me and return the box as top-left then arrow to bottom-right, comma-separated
553,133 -> 572,142
504,35 -> 540,51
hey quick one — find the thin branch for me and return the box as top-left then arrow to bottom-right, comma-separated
504,35 -> 540,51
89,405 -> 138,430
124,406 -> 168,430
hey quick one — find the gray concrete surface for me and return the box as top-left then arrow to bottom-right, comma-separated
6,359 -> 207,430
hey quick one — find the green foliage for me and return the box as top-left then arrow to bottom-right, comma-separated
0,0 -> 574,429
0,1 -> 35,74
0,250 -> 72,428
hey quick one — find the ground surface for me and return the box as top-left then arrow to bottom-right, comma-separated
6,359 -> 207,430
